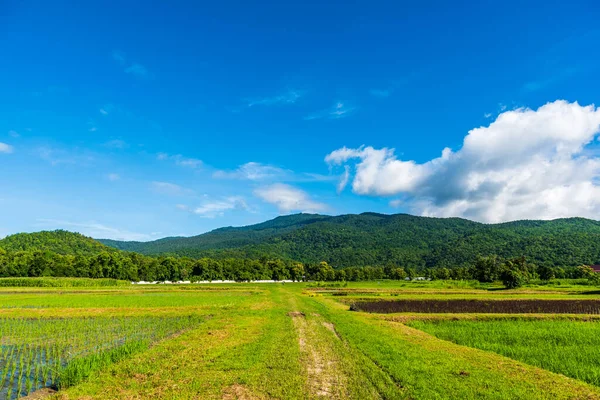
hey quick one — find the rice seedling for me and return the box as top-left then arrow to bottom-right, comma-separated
0,315 -> 202,399
407,319 -> 600,387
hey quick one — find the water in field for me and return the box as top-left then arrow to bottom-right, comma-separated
0,344 -> 58,399
0,315 -> 202,399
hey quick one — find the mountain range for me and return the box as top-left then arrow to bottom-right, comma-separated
3,213 -> 600,268
96,213 -> 600,268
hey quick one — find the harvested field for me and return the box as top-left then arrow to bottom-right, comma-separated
350,299 -> 600,314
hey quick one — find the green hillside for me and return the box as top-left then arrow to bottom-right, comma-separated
98,213 -> 600,268
99,213 -> 330,253
0,230 -> 117,256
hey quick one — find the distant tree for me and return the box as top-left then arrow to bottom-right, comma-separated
290,263 -> 305,282
500,267 -> 525,289
472,255 -> 502,283
576,265 -> 595,279
537,265 -> 556,281
501,257 -> 535,289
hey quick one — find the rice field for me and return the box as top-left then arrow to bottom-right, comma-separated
407,319 -> 600,387
0,315 -> 202,399
3,280 -> 600,399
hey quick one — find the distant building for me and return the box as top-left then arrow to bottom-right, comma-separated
590,265 -> 600,273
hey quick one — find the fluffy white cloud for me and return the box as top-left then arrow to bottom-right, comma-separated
0,142 -> 14,154
254,183 -> 327,213
326,100 -> 600,223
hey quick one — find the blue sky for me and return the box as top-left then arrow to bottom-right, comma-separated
1,0 -> 600,240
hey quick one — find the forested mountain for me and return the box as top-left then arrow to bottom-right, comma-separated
99,213 -> 600,268
0,230 -> 117,255
100,213 -> 329,253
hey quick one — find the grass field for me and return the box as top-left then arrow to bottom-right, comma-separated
3,281 -> 600,399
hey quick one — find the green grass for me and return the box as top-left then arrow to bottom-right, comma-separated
407,318 -> 600,387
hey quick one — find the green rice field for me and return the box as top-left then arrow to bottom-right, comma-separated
2,280 -> 600,399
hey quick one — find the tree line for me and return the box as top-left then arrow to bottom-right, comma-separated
0,246 -> 596,286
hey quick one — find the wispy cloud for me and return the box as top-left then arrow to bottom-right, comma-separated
8,130 -> 20,138
177,196 -> 249,218
112,50 -> 151,79
36,219 -> 157,241
214,162 -> 336,183
246,89 -> 303,107
305,102 -> 356,120
336,166 -> 350,193
0,143 -> 14,154
107,173 -> 120,182
213,162 -> 289,180
254,183 -> 328,213
157,153 -> 202,169
104,139 -> 128,149
112,51 -> 126,65
299,173 -> 338,183
99,104 -> 114,115
370,88 -> 393,98
151,181 -> 194,196
125,63 -> 150,79
35,146 -> 94,166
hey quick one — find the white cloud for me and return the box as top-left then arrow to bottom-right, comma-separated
213,162 -> 288,180
326,100 -> 600,223
254,183 -> 328,213
246,89 -> 303,107
0,143 -> 14,154
305,102 -> 356,120
36,219 -> 157,241
8,130 -> 20,138
157,153 -> 202,169
326,146 -> 429,195
107,173 -> 120,181
178,196 -> 249,218
337,166 -> 350,193
151,181 -> 193,196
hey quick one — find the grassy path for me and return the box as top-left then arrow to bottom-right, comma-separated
53,284 -> 600,399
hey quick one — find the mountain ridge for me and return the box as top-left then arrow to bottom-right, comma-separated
96,213 -> 600,268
